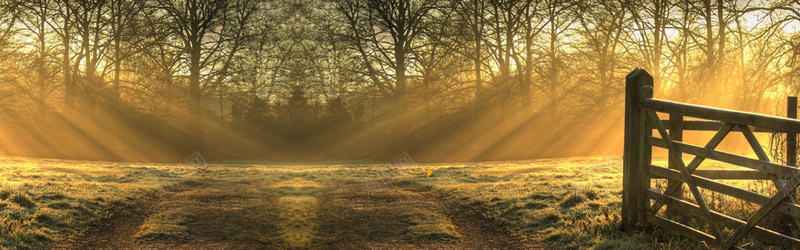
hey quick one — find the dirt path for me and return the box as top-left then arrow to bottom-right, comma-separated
57,177 -> 537,249
315,181 -> 536,249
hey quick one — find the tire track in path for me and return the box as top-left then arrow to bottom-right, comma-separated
58,178 -> 280,249
314,181 -> 539,249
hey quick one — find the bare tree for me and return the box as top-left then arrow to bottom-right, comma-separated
626,0 -> 671,90
334,0 -> 438,99
368,0 -> 439,98
484,0 -> 522,89
685,0 -> 731,104
156,0 -> 229,153
71,0 -> 114,109
108,0 -> 149,108
17,0 -> 57,113
0,1 -> 22,112
450,0 -> 488,101
575,0 -> 630,112
534,0 -> 578,111
517,0 -> 545,108
665,0 -> 700,101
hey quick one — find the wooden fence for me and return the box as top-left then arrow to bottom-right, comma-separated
622,68 -> 800,249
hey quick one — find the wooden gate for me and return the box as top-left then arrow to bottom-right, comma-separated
622,68 -> 800,249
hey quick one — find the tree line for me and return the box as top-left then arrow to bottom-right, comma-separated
0,0 -> 797,161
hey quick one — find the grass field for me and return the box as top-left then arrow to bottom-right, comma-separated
0,156 -> 793,249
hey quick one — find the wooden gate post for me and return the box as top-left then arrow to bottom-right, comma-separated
623,68 -> 654,231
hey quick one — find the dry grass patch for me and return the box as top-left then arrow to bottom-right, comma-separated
406,157 -> 697,249
9,193 -> 36,209
399,211 -> 462,242
276,196 -> 319,248
0,157 -> 203,249
404,157 -> 800,249
134,210 -> 196,242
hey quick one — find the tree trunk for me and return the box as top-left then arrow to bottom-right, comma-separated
703,0 -> 715,99
189,37 -> 204,154
474,0 -> 483,101
522,31 -> 532,108
113,0 -> 122,110
715,0 -> 725,103
548,12 -> 558,108
38,13 -> 47,113
652,0 -> 664,89
394,39 -> 406,98
63,4 -> 73,111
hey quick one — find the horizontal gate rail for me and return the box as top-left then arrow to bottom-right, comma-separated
659,120 -> 781,133
641,99 -> 800,133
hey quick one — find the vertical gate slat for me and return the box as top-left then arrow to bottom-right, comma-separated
788,96 -> 797,167
667,114 -> 683,218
